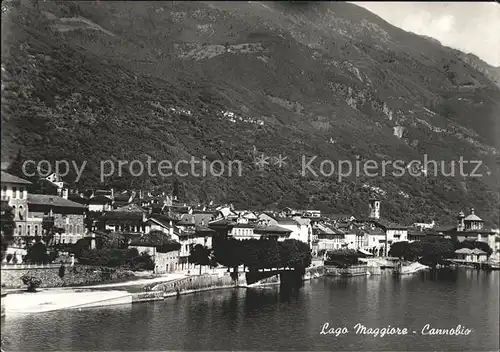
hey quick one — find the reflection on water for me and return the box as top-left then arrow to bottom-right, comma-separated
1,269 -> 498,351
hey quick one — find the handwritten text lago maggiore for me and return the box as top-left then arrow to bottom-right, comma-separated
320,323 -> 472,337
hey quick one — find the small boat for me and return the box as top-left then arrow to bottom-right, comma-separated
394,262 -> 429,275
487,261 -> 500,270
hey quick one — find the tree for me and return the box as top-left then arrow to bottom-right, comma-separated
1,205 -> 15,261
188,244 -> 212,275
25,241 -> 50,264
419,238 -> 455,267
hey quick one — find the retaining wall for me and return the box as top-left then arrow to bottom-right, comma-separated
150,273 -> 238,294
1,264 -> 135,289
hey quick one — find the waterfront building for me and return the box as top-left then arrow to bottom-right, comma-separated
128,231 -> 181,273
1,171 -> 31,243
313,223 -> 346,251
291,216 -> 313,246
354,198 -> 408,256
27,194 -> 87,245
454,248 -> 488,262
442,209 -> 497,250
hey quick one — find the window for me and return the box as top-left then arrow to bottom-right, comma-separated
18,225 -> 22,236
12,187 -> 17,199
19,188 -> 24,199
1,186 -> 6,196
34,226 -> 38,236
27,225 -> 31,236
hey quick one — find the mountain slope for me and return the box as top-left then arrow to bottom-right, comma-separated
2,0 -> 499,225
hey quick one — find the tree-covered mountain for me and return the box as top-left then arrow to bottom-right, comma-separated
2,0 -> 499,226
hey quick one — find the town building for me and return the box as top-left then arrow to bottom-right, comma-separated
441,209 -> 497,250
1,171 -> 31,242
454,248 -> 488,263
27,194 -> 87,245
128,231 -> 181,273
99,204 -> 147,232
353,198 -> 408,256
88,195 -> 113,212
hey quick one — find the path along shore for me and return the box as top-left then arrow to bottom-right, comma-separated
2,272 -> 186,314
1,266 -> 326,315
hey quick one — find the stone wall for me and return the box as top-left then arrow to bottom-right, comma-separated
149,273 -> 238,294
1,264 -> 135,289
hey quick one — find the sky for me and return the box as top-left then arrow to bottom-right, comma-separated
352,2 -> 500,67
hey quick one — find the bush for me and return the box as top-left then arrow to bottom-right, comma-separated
77,247 -> 154,271
20,275 -> 42,292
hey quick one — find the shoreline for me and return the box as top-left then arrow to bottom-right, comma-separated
1,268 -> 325,315
2,268 -> 498,315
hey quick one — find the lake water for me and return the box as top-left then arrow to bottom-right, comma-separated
2,269 -> 499,351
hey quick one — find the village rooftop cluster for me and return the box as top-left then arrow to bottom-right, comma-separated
1,169 -> 499,272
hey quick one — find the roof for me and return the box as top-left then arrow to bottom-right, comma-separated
193,213 -> 217,226
94,190 -> 113,197
455,248 -> 472,254
146,217 -> 172,229
464,214 -> 483,222
129,231 -> 180,247
433,225 -> 456,233
314,223 -> 337,235
114,203 -> 147,213
408,230 -> 426,237
254,225 -> 292,234
373,219 -> 407,230
177,214 -> 195,226
27,194 -> 86,208
291,217 -> 311,226
89,195 -> 113,204
471,248 -> 487,255
1,171 -> 31,185
194,225 -> 216,234
208,218 -> 236,227
277,218 -> 299,226
114,192 -> 132,201
329,214 -> 354,220
101,211 -> 144,220
68,194 -> 88,205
